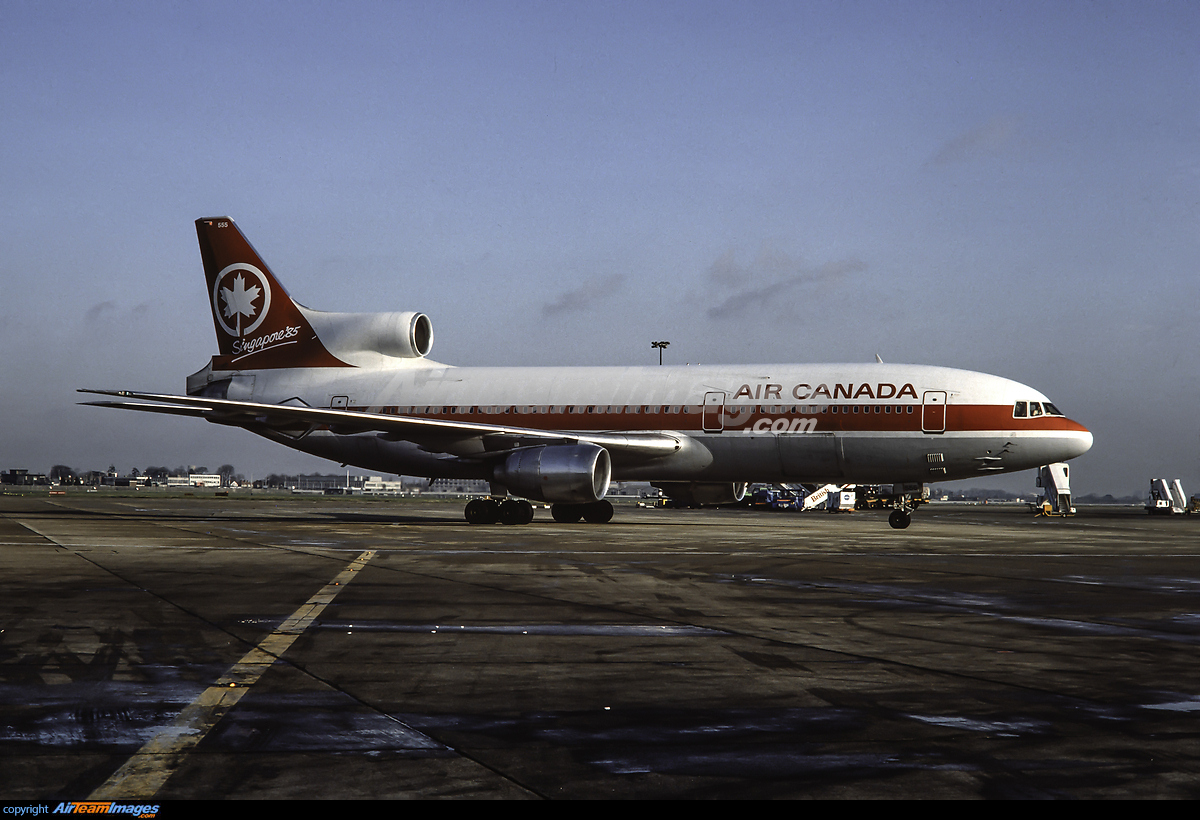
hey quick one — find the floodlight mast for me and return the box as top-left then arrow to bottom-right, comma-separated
651,340 -> 670,366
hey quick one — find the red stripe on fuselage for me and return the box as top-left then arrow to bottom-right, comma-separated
344,403 -> 1088,434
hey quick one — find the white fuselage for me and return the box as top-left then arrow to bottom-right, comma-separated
204,358 -> 1093,486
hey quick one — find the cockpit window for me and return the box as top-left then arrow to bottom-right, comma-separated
1015,399 -> 1064,418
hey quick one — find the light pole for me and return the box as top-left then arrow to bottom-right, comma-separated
651,340 -> 670,365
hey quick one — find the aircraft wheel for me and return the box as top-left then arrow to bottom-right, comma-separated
888,510 -> 911,529
464,498 -> 486,524
552,503 -> 583,523
465,498 -> 500,524
500,499 -> 535,525
582,499 -> 614,524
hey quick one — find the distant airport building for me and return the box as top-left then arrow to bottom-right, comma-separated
428,478 -> 491,495
293,474 -> 365,491
166,474 -> 222,488
1,469 -> 49,486
102,475 -> 148,487
362,476 -> 405,494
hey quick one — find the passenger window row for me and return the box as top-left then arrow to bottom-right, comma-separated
386,404 -> 919,416
827,405 -> 914,415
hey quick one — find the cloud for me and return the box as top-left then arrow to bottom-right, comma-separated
541,273 -> 625,318
84,301 -> 118,322
84,301 -> 152,323
704,247 -> 864,320
925,116 -> 1020,167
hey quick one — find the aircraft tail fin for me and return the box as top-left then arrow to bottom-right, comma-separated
195,217 -> 348,369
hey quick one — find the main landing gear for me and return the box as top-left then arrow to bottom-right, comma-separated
464,498 -> 533,525
464,498 -> 614,525
550,500 -> 614,524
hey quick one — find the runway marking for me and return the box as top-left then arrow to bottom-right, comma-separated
315,621 -> 723,636
88,549 -> 377,800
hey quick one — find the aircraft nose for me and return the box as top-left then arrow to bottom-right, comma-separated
1062,423 -> 1093,460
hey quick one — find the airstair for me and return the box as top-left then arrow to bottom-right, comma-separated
1034,463 -> 1075,516
1146,478 -> 1189,515
800,483 -> 846,511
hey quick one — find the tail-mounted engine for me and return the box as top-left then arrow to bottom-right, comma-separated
303,310 -> 434,363
494,444 -> 612,503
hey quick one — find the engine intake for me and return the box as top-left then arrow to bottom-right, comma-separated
303,310 -> 434,360
494,444 -> 611,503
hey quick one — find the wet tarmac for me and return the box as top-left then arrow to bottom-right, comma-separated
3,491 -> 1200,798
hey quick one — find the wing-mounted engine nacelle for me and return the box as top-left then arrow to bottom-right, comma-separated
652,481 -> 748,507
494,444 -> 612,503
303,310 -> 434,362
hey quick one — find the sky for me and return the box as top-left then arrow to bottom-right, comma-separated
1,1 -> 1197,496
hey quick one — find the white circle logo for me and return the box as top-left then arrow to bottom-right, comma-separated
212,264 -> 272,337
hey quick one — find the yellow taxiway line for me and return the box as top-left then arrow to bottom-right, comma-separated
89,550 -> 377,799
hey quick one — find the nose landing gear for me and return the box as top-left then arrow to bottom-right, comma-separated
887,489 -> 923,529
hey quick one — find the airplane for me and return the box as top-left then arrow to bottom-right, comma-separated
81,217 -> 1093,529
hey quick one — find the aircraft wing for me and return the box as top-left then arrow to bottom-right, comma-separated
78,389 -> 684,461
